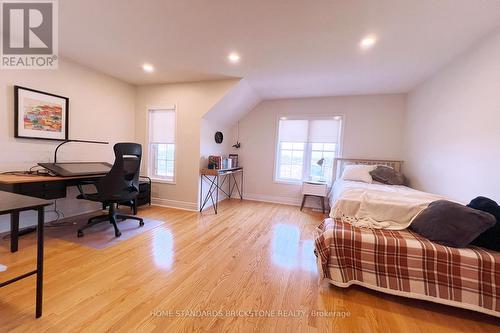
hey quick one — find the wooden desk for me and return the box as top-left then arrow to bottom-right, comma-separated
0,173 -> 103,252
0,173 -> 152,251
0,191 -> 52,318
0,173 -> 104,200
199,167 -> 243,214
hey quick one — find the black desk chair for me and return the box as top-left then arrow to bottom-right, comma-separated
76,143 -> 144,238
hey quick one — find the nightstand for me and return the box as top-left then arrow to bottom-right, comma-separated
301,181 -> 328,214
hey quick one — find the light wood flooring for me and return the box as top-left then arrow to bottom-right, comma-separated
0,200 -> 499,332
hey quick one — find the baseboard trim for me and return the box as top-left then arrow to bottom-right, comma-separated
243,192 -> 329,211
151,197 -> 198,211
151,193 -> 327,212
242,193 -> 302,206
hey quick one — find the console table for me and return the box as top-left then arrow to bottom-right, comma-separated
0,191 -> 51,318
199,167 -> 243,214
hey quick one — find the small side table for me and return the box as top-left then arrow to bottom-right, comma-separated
300,181 -> 328,214
199,167 -> 243,214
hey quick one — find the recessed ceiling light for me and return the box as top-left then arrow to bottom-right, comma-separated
142,63 -> 154,73
359,35 -> 377,49
228,52 -> 241,63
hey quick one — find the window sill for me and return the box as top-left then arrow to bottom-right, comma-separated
150,178 -> 176,185
274,179 -> 333,187
273,179 -> 303,185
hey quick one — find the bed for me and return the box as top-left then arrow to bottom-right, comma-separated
328,158 -> 446,229
316,158 -> 500,317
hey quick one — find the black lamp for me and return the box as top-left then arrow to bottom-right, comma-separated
54,139 -> 109,163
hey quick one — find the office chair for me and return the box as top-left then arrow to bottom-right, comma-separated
76,143 -> 144,237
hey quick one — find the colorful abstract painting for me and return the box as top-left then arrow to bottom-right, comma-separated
15,86 -> 69,140
23,97 -> 63,132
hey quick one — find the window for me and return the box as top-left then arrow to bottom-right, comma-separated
275,116 -> 342,184
148,108 -> 176,182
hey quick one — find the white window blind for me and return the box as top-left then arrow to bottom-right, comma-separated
148,107 -> 176,182
149,110 -> 175,144
308,119 -> 340,143
278,118 -> 341,144
278,120 -> 308,142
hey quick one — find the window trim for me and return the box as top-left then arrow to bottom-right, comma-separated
273,114 -> 344,185
146,105 -> 177,184
275,142 -> 306,183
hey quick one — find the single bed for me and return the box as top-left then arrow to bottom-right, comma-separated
316,158 -> 500,317
315,218 -> 500,317
329,158 -> 445,229
329,157 -> 407,209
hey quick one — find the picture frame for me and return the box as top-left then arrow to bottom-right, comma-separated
14,85 -> 69,141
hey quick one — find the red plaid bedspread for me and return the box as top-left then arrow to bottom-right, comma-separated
315,218 -> 500,317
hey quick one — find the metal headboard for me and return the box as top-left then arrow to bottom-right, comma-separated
333,158 -> 404,181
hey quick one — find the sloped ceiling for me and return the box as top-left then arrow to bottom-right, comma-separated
202,79 -> 261,127
60,0 -> 500,99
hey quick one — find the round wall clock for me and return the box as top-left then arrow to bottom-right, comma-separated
215,131 -> 223,144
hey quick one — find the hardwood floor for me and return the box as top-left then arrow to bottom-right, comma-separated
0,200 -> 498,332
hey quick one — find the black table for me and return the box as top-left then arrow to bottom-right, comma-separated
199,167 -> 243,214
0,191 -> 52,318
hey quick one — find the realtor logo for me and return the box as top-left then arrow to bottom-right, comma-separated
1,0 -> 58,69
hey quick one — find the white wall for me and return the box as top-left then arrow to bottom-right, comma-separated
0,59 -> 136,232
200,119 -> 233,166
198,79 -> 260,210
404,28 -> 500,203
135,79 -> 239,210
237,94 -> 407,206
199,119 -> 235,209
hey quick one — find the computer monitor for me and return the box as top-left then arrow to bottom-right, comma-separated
38,162 -> 112,177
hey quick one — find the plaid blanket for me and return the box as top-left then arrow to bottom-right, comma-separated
315,218 -> 500,317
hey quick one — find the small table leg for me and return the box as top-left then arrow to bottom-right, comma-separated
300,195 -> 307,211
214,175 -> 219,214
240,170 -> 243,199
35,208 -> 44,318
10,211 -> 19,253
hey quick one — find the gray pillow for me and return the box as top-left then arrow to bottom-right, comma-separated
369,165 -> 404,185
409,200 -> 496,248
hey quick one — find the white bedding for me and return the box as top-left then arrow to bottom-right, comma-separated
329,180 -> 446,229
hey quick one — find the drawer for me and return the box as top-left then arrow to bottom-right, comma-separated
17,181 -> 66,193
0,182 -> 65,199
302,182 -> 328,196
139,186 -> 150,194
136,197 -> 150,206
27,189 -> 66,200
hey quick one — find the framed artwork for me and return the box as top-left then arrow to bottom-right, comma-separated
14,85 -> 69,141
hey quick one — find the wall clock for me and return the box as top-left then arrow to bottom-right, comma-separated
215,131 -> 223,144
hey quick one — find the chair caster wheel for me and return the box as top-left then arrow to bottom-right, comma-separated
77,230 -> 84,238
115,231 -> 122,237
139,221 -> 144,227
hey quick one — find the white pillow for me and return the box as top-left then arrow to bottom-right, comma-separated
341,164 -> 376,183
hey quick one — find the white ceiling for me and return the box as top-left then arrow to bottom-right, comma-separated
60,0 -> 500,99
